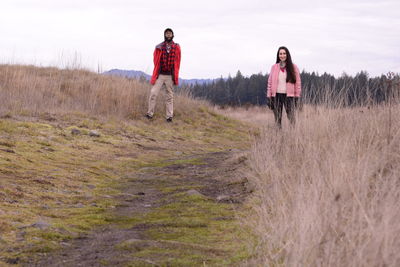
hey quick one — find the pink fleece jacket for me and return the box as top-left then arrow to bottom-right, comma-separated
267,63 -> 301,97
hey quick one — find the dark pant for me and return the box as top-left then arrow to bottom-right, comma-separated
272,93 -> 296,127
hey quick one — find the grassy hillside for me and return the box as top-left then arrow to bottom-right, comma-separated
0,64 -> 201,119
0,65 -> 256,266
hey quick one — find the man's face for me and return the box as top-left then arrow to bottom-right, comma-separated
165,31 -> 173,41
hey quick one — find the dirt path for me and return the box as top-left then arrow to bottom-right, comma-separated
26,150 -> 252,266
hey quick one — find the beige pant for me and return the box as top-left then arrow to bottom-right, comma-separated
147,74 -> 174,118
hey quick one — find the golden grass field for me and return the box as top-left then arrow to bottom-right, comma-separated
0,64 -> 399,266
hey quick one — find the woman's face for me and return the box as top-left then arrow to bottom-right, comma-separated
279,49 -> 287,62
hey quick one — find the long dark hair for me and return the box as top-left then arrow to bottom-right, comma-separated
276,46 -> 296,84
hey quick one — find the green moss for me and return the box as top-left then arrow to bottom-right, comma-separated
111,192 -> 252,266
28,245 -> 57,253
159,185 -> 202,194
78,118 -> 102,129
139,158 -> 205,168
0,120 -> 17,133
38,232 -> 73,242
125,260 -> 157,267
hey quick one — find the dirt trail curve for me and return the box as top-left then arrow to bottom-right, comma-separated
26,150 -> 253,266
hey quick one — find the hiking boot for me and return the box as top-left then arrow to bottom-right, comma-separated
166,117 -> 173,123
145,114 -> 153,120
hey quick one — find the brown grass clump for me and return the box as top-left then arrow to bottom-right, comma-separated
0,64 -> 201,119
246,104 -> 400,266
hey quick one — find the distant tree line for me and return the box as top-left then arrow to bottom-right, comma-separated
187,70 -> 399,107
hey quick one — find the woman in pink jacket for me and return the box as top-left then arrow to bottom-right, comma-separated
267,46 -> 301,127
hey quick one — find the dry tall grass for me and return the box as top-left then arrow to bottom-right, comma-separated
247,103 -> 400,266
215,105 -> 272,127
0,64 -> 200,119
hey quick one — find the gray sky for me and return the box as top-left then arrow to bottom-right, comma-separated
1,0 -> 399,79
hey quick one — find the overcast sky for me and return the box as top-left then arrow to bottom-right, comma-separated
1,0 -> 399,79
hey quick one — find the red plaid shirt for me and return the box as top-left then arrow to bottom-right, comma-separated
151,41 -> 181,85
160,41 -> 177,73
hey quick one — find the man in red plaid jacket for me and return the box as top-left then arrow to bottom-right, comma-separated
146,28 -> 181,122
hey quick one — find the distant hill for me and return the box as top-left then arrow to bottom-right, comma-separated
104,69 -> 151,80
103,69 -> 214,86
